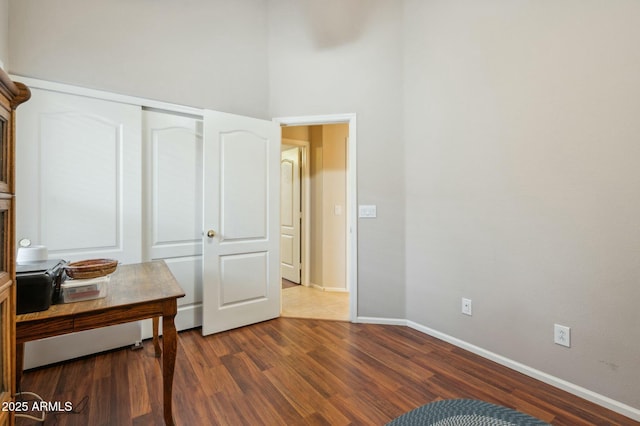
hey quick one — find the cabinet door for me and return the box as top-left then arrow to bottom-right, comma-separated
15,89 -> 142,264
0,282 -> 11,426
0,106 -> 10,194
0,199 -> 12,425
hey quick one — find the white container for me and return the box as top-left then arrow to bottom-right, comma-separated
16,245 -> 48,263
61,275 -> 109,303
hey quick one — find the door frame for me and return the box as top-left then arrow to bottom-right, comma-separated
281,139 -> 310,287
273,114 -> 357,322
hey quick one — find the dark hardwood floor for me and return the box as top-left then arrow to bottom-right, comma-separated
15,318 -> 637,425
282,278 -> 299,289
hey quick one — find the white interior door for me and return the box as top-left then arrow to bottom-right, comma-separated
280,147 -> 301,283
202,110 -> 281,335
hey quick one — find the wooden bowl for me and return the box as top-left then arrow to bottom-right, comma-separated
64,259 -> 118,280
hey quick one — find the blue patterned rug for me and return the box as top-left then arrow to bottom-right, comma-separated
386,399 -> 551,426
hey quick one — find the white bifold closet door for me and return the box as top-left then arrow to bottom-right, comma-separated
16,88 -> 142,368
141,109 -> 204,337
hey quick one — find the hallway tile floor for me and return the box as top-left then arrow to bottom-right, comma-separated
281,285 -> 349,321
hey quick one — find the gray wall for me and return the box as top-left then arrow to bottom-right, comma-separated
8,0 -> 269,118
0,0 -> 8,68
404,0 -> 640,410
267,0 -> 406,319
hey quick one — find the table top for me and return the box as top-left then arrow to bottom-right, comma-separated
17,260 -> 185,324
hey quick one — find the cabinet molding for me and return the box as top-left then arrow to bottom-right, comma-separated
0,67 -> 31,426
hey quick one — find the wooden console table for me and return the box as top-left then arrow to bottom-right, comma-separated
15,260 -> 185,425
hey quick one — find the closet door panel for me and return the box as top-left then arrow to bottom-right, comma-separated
145,111 -> 203,259
40,112 -> 119,251
141,109 -> 203,336
16,89 -> 142,264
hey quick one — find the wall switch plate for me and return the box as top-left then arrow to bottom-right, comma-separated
358,205 -> 377,218
554,324 -> 571,347
461,298 -> 472,316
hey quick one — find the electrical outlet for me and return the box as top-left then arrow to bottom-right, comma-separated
461,298 -> 472,316
554,324 -> 571,347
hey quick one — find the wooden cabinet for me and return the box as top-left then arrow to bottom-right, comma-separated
0,70 -> 30,425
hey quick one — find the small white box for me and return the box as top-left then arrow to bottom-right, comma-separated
61,275 -> 110,303
358,204 -> 377,218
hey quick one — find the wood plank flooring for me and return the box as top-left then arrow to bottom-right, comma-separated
15,318 -> 637,425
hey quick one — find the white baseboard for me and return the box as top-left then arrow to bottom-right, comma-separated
308,282 -> 349,293
355,316 -> 408,326
323,287 -> 349,293
352,316 -> 640,422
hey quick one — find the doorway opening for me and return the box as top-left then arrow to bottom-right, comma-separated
275,114 -> 357,322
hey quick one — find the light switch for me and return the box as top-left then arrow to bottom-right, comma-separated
358,205 -> 377,218
334,204 -> 342,216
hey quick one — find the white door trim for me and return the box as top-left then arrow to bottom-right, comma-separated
273,114 -> 357,322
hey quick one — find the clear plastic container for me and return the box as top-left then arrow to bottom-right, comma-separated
61,275 -> 109,303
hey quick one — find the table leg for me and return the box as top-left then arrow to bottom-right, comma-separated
153,317 -> 162,357
15,342 -> 24,389
162,307 -> 178,426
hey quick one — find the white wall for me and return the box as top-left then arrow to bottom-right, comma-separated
8,0 -> 269,118
268,0 -> 406,318
404,0 -> 640,410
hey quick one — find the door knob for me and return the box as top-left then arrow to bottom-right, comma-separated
207,230 -> 216,238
